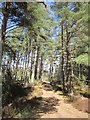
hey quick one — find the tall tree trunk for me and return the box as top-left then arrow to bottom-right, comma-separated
26,37 -> 31,83
38,55 -> 43,80
61,22 -> 65,94
52,63 -> 56,78
15,53 -> 19,80
70,50 -> 74,87
0,30 -> 1,118
49,61 -> 53,80
2,3 -> 9,42
30,50 -> 33,79
66,22 -> 70,83
78,64 -> 82,79
1,3 -> 9,84
0,29 -> 2,85
65,21 -> 72,93
22,56 -> 25,82
24,52 -> 28,84
28,38 -> 33,79
34,46 -> 40,80
31,46 -> 38,83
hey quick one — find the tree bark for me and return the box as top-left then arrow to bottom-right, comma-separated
0,30 -> 2,84
1,3 -> 9,80
50,61 -> 53,79
65,21 -> 72,93
61,22 -> 65,93
30,50 -> 33,79
34,46 -> 40,80
38,55 -> 43,79
2,3 -> 9,42
31,46 -> 38,83
15,53 -> 19,80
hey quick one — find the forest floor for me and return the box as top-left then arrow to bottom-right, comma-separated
41,83 -> 89,118
3,82 -> 89,118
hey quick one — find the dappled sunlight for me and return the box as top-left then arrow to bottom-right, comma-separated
12,96 -> 59,118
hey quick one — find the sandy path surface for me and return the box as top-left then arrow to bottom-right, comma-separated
40,87 -> 88,118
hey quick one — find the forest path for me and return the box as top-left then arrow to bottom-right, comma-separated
13,82 -> 89,118
39,83 -> 88,118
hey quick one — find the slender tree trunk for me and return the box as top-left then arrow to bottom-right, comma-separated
70,50 -> 74,84
24,52 -> 28,83
34,46 -> 40,80
53,63 -> 56,78
1,3 -> 8,85
49,61 -> 53,80
2,3 -> 9,43
31,46 -> 38,83
79,64 -> 82,79
66,22 -> 70,83
30,50 -> 33,79
38,55 -> 43,79
0,29 -> 2,86
80,64 -> 82,79
11,58 -> 14,71
65,21 -> 72,93
15,53 -> 19,80
61,22 -> 65,93
22,56 -> 25,82
26,37 -> 31,82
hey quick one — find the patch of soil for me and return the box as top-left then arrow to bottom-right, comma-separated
72,97 -> 90,113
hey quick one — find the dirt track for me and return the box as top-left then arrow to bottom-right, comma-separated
7,83 -> 88,118
40,85 -> 88,118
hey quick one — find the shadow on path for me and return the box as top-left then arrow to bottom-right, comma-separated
13,96 -> 59,118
